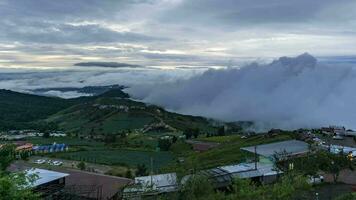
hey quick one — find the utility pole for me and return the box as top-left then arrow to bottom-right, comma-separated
254,145 -> 257,170
150,157 -> 153,189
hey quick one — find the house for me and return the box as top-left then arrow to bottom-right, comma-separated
123,173 -> 178,199
19,167 -> 132,200
25,168 -> 69,197
241,140 -> 310,161
197,167 -> 233,188
219,162 -> 281,184
16,143 -> 33,152
60,169 -> 133,200
321,126 -> 346,135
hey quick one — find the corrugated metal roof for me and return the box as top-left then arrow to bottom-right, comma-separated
26,168 -> 69,187
134,173 -> 178,193
241,140 -> 309,158
219,162 -> 280,179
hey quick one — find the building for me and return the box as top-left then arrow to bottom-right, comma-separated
241,140 -> 310,161
61,169 -> 133,200
25,168 -> 69,197
219,162 -> 281,184
321,126 -> 346,135
123,173 -> 178,199
198,168 -> 233,188
32,143 -> 68,153
20,167 -> 132,200
16,143 -> 33,152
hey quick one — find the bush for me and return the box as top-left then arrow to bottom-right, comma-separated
77,161 -> 86,170
136,164 -> 148,176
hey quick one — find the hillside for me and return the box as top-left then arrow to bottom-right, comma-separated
47,95 -> 217,135
0,89 -> 83,130
0,88 -> 216,134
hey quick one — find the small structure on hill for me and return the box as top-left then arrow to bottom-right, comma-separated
123,173 -> 178,199
32,143 -> 68,154
241,140 -> 310,161
219,162 -> 281,184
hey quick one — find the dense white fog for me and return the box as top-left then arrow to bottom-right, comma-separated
128,53 -> 356,130
2,53 -> 356,130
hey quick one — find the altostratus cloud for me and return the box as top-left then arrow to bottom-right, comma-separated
128,53 -> 356,130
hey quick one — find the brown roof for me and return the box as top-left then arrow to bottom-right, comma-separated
57,168 -> 133,199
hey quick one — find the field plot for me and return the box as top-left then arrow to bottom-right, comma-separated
26,137 -> 104,147
54,149 -> 173,171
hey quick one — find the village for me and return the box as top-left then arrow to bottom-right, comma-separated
1,125 -> 356,199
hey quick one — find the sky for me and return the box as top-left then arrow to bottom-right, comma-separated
1,0 -> 356,130
0,0 -> 356,69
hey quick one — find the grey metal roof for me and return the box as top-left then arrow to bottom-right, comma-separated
219,162 -> 280,179
26,168 -> 69,187
241,140 -> 309,158
134,173 -> 178,193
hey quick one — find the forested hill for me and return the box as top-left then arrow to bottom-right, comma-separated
0,89 -> 216,133
0,89 -> 79,130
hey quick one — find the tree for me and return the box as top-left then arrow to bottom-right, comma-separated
0,145 -> 39,199
0,144 -> 15,171
125,169 -> 133,179
0,172 -> 40,200
334,193 -> 356,200
217,126 -> 225,136
136,164 -> 148,176
158,138 -> 172,151
42,132 -> 50,138
103,134 -> 116,144
184,128 -> 200,139
227,173 -> 310,200
179,175 -> 221,200
77,161 -> 86,171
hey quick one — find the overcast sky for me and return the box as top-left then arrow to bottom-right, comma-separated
0,0 -> 356,69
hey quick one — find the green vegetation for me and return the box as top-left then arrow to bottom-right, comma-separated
0,144 -> 40,199
47,95 -> 216,135
77,161 -> 86,170
285,151 -> 354,182
161,173 -> 311,200
334,193 -> 356,200
53,149 -> 173,171
165,133 -> 294,172
0,89 -> 80,130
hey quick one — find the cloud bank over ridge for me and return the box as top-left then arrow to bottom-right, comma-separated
128,53 -> 356,130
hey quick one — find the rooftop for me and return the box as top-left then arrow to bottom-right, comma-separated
241,140 -> 309,158
25,168 -> 69,188
219,162 -> 280,179
134,173 -> 178,193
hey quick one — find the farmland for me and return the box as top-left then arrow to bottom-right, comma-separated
52,149 -> 173,171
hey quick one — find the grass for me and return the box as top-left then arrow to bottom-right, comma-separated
163,133 -> 294,173
102,112 -> 155,132
53,149 -> 174,171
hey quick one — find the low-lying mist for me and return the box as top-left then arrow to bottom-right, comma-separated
128,53 -> 356,130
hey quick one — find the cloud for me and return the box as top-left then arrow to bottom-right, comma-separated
127,53 -> 356,130
1,0 -> 356,68
74,62 -> 143,68
41,90 -> 92,99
